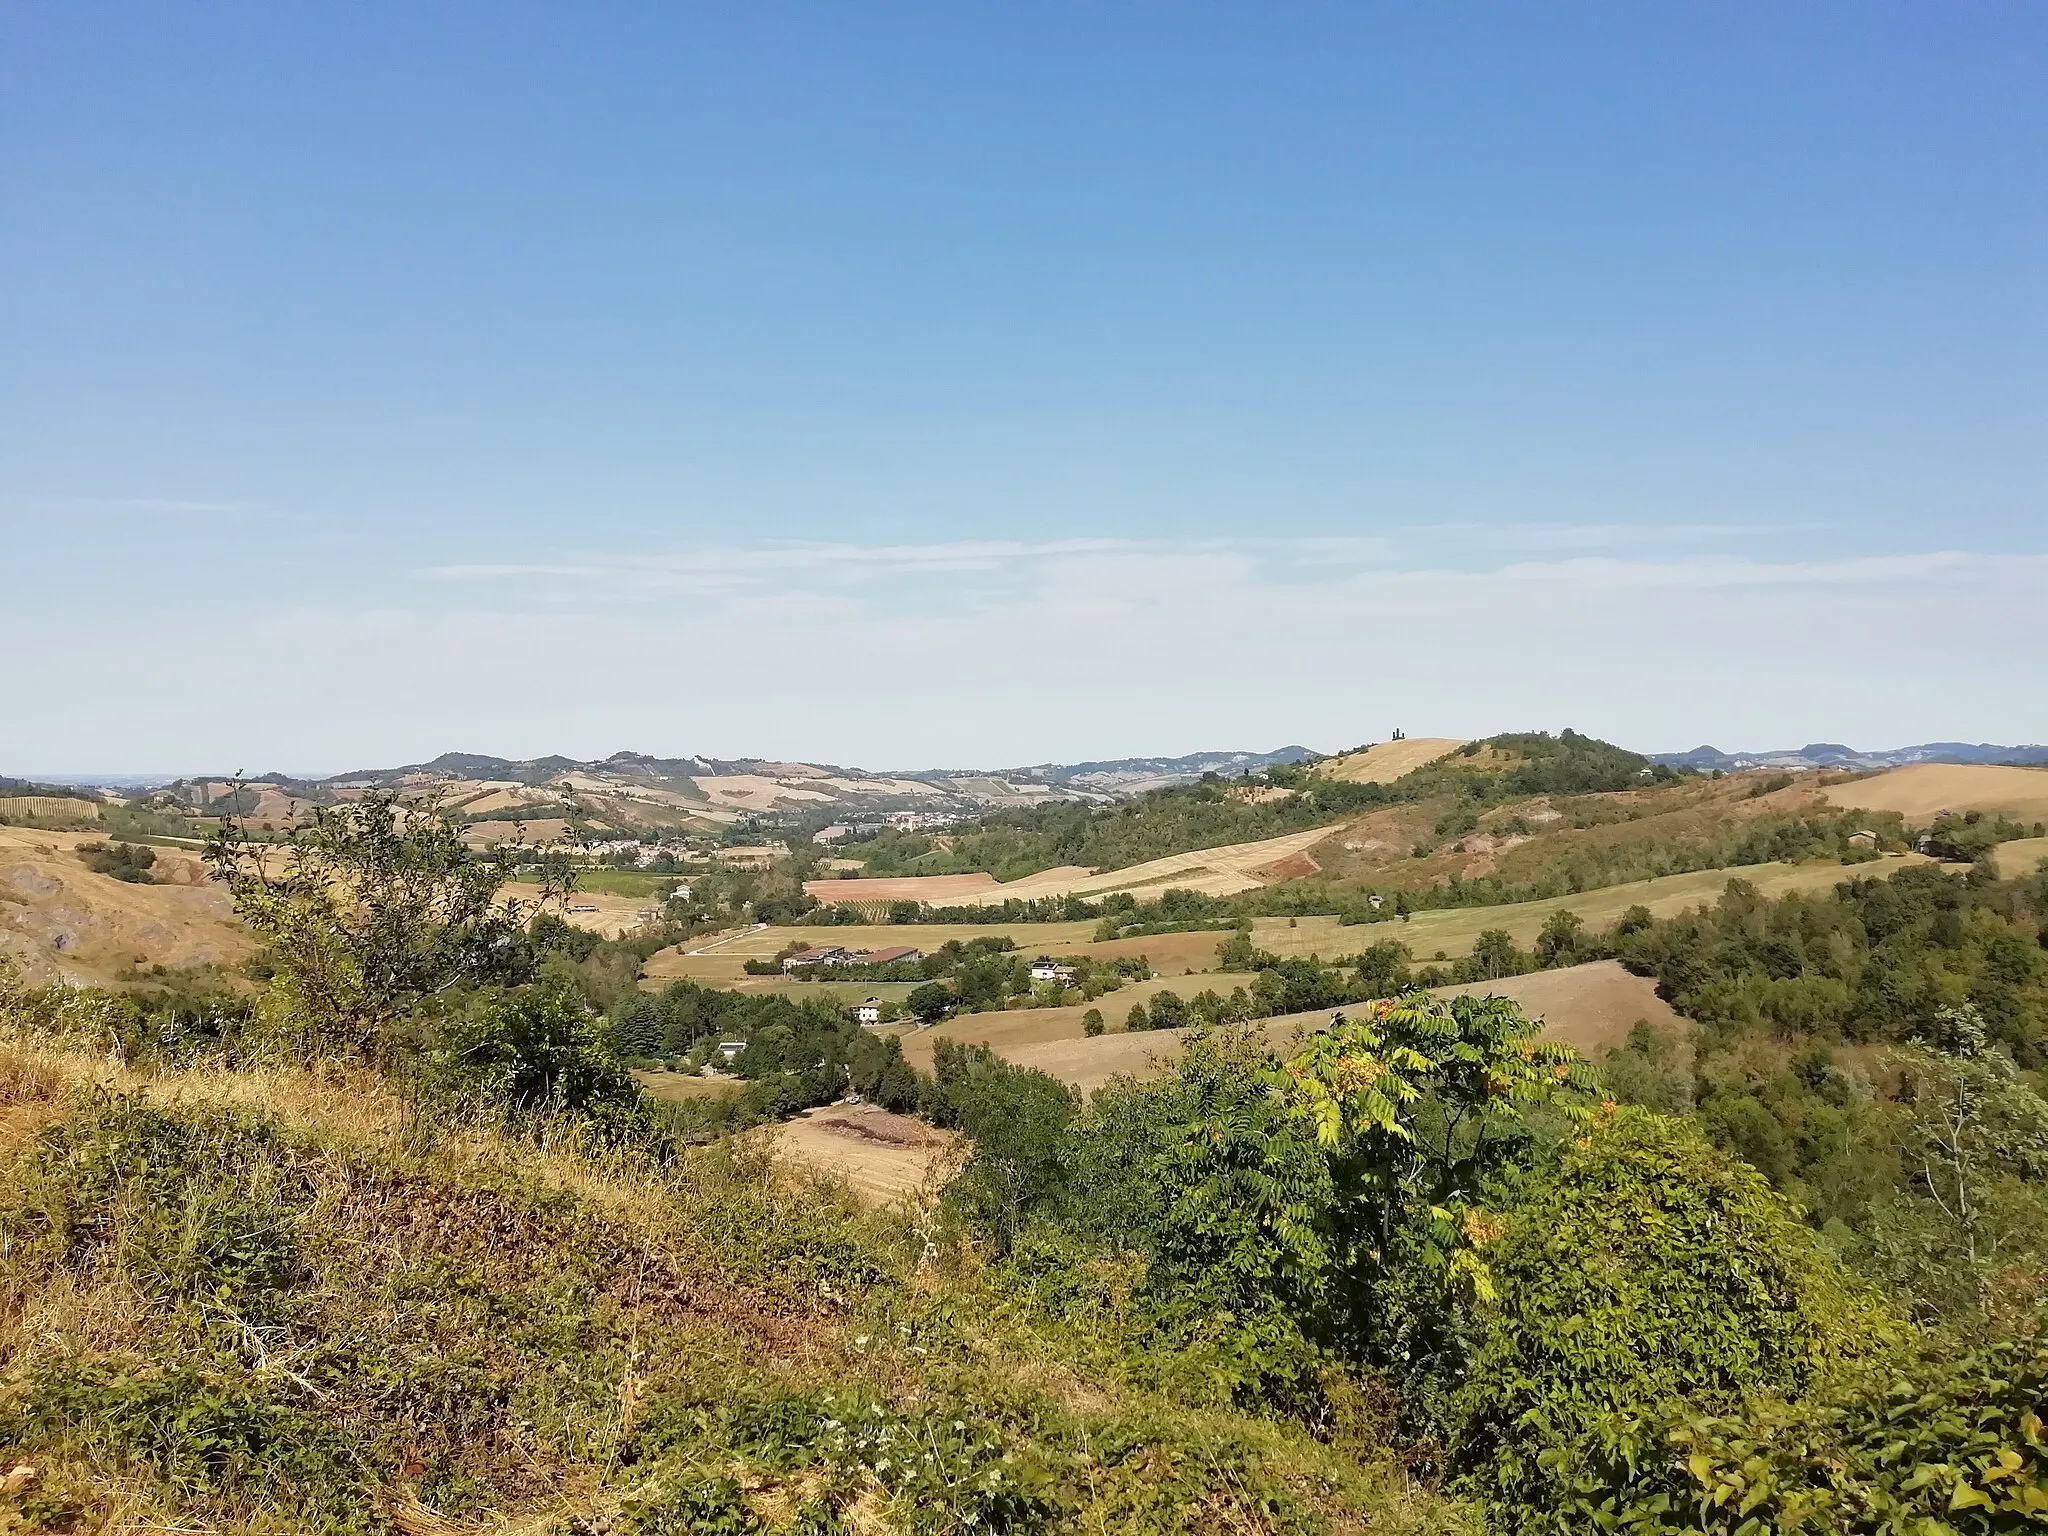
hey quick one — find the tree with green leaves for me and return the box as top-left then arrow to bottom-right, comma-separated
1282,991 -> 1598,1311
205,788 -> 571,1060
905,981 -> 953,1025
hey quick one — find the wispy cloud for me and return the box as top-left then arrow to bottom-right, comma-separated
15,533 -> 2046,769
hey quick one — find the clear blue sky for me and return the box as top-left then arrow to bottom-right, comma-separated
5,4 -> 2044,773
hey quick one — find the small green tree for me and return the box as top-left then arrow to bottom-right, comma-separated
1147,990 -> 1188,1031
1081,1007 -> 1105,1037
1533,908 -> 1585,968
1125,1002 -> 1149,1032
205,788 -> 569,1060
1282,992 -> 1598,1309
1450,1109 -> 1881,1528
905,981 -> 953,1025
1863,1003 -> 2048,1322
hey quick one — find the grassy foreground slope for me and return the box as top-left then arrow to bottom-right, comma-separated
0,1033 -> 1458,1536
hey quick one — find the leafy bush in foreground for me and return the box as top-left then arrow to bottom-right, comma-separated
1445,1109 -> 1883,1524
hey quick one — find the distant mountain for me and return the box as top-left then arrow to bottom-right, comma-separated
1653,742 -> 2048,773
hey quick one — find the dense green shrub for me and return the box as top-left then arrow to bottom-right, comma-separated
1532,1334 -> 2048,1533
75,838 -> 158,882
1448,1109 -> 1882,1525
431,982 -> 642,1118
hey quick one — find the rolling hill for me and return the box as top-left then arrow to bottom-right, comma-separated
1821,762 -> 2048,823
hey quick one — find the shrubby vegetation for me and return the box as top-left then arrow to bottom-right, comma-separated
6,776 -> 2047,1532
75,839 -> 159,882
846,730 -> 1676,882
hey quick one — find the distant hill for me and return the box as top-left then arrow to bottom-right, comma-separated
1654,742 -> 2048,773
93,745 -> 1324,842
954,745 -> 1317,795
208,745 -> 1318,801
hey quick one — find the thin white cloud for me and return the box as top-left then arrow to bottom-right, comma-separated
11,537 -> 2046,770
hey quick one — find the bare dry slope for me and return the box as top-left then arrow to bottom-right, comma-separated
1823,764 -> 2048,824
761,1104 -> 962,1203
0,827 -> 250,985
1317,738 -> 1467,783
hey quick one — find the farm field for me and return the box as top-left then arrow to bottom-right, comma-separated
1079,928 -> 1231,974
1993,837 -> 2048,878
892,972 -> 1263,1075
641,920 -> 1102,987
1823,763 -> 2048,824
631,1069 -> 746,1102
1315,737 -> 1467,783
501,883 -> 659,938
965,959 -> 1679,1097
805,824 -> 1339,908
1248,856 -> 1935,962
0,796 -> 101,825
679,979 -> 929,1007
0,825 -> 251,985
760,1104 -> 961,1203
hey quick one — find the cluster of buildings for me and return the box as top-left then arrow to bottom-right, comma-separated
779,943 -> 925,972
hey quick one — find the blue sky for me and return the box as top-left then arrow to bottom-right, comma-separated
4,4 -> 2044,773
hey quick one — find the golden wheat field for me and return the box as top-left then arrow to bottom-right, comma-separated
1314,737 -> 1467,783
1823,763 -> 2048,824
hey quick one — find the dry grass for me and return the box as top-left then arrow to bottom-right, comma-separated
1430,960 -> 1685,1055
954,960 -> 1679,1096
503,882 -> 661,938
759,1105 -> 964,1203
1823,763 -> 2048,824
1076,929 -> 1230,973
1315,738 -> 1468,784
0,825 -> 251,986
893,973 -> 1263,1075
1990,837 -> 2048,878
632,1069 -> 747,1102
805,826 -> 1341,907
1248,857 -> 1933,962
